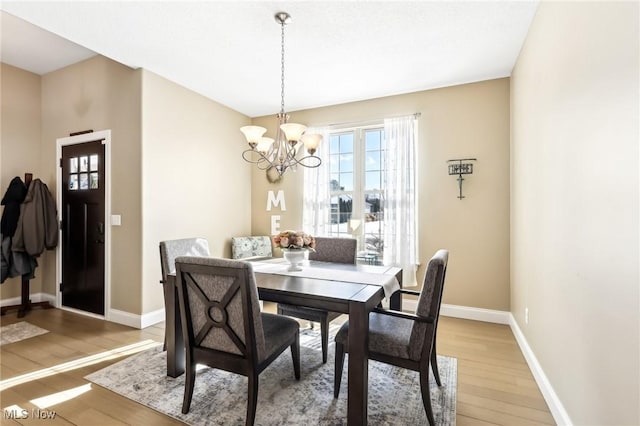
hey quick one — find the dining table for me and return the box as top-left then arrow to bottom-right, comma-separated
164,257 -> 402,426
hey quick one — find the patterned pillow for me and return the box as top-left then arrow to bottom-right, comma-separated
231,236 -> 273,260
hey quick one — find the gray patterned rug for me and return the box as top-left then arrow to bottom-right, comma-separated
85,328 -> 456,425
0,321 -> 49,346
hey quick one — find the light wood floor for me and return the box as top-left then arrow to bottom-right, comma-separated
0,305 -> 554,425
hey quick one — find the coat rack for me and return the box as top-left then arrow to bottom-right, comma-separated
0,173 -> 53,318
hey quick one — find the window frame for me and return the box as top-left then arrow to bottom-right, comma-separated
327,123 -> 385,256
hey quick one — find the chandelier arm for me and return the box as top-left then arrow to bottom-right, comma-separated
242,149 -> 277,170
293,154 -> 322,169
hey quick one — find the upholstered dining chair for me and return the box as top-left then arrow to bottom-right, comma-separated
231,236 -> 273,260
159,238 -> 211,350
277,237 -> 357,364
333,249 -> 449,426
307,236 -> 358,264
175,256 -> 300,426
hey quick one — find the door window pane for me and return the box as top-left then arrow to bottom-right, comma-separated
80,156 -> 89,172
69,175 -> 78,190
90,172 -> 99,189
70,157 -> 78,173
79,173 -> 89,190
90,154 -> 99,171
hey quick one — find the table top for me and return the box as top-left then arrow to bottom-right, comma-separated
255,273 -> 384,313
251,258 -> 400,298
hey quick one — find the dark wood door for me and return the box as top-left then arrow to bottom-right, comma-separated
61,140 -> 106,315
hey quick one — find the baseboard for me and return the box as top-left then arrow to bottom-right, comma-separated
108,308 -> 141,328
1,292 -> 56,308
107,307 -> 165,329
402,299 -> 571,425
141,308 -> 165,329
402,300 -> 511,324
509,314 -> 572,426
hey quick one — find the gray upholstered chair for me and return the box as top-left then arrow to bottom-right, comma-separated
159,238 -> 211,350
278,237 -> 357,363
307,236 -> 357,264
175,256 -> 300,426
333,249 -> 449,426
231,236 -> 273,260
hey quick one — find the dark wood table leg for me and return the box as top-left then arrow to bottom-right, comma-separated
165,275 -> 184,377
348,300 -> 369,425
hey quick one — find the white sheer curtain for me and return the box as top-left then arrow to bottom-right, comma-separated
302,126 -> 331,236
383,116 -> 418,286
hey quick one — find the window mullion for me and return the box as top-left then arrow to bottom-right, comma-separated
353,128 -> 365,248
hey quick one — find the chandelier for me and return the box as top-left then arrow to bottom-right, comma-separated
240,12 -> 322,178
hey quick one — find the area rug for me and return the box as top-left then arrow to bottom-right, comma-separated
86,328 -> 456,425
0,321 -> 49,346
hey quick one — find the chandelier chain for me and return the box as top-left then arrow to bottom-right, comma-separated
280,20 -> 286,115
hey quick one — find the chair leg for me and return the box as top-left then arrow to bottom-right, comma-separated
291,333 -> 301,380
321,317 -> 329,364
246,372 -> 259,426
431,342 -> 442,386
334,342 -> 345,398
181,363 -> 196,414
419,365 -> 436,426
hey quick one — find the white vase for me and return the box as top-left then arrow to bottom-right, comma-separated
283,249 -> 306,272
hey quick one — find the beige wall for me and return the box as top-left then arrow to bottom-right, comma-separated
140,70 -> 252,313
3,56 -> 252,318
41,55 -> 143,313
0,63 -> 44,298
511,2 -> 639,424
251,79 -> 511,310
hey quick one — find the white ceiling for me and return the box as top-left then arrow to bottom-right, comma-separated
0,1 -> 539,118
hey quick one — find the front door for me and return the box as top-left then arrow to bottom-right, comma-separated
61,140 -> 106,315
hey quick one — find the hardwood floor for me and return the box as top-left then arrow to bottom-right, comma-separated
0,305 -> 554,425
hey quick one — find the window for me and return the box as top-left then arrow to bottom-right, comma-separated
327,126 -> 386,260
303,115 -> 417,275
69,155 -> 99,190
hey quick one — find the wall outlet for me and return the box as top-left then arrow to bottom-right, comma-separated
525,307 -> 529,324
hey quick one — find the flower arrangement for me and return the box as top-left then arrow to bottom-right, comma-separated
272,230 -> 316,251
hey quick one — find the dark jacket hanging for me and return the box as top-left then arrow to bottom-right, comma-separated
12,178 -> 59,257
1,176 -> 36,283
1,177 -> 28,238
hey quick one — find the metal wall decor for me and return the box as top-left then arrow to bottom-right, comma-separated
447,158 -> 477,199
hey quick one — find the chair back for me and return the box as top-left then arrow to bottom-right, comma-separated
308,237 -> 357,264
408,249 -> 449,360
231,236 -> 273,260
175,256 -> 266,364
159,238 -> 210,282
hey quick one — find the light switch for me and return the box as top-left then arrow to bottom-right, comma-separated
111,215 -> 122,226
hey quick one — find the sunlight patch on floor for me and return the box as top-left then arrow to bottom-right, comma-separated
30,383 -> 92,408
0,339 -> 161,391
